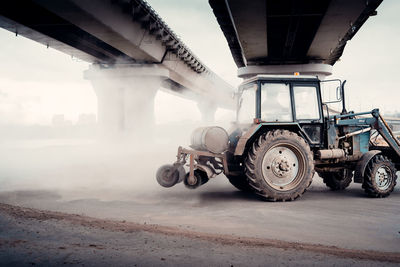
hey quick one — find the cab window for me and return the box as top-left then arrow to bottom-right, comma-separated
237,86 -> 257,123
261,83 -> 292,122
293,86 -> 320,120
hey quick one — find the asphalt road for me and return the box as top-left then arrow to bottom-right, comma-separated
0,142 -> 399,264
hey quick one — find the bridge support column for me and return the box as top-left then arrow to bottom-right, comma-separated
84,64 -> 169,139
197,101 -> 217,123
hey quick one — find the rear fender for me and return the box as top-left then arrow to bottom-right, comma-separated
234,124 -> 262,156
233,123 -> 302,156
354,150 -> 381,183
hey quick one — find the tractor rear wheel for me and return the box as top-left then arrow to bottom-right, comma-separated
245,130 -> 314,201
362,155 -> 397,198
320,169 -> 353,191
226,174 -> 252,192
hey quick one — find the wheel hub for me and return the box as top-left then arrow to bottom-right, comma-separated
375,166 -> 391,190
271,156 -> 291,177
262,145 -> 301,189
163,169 -> 179,184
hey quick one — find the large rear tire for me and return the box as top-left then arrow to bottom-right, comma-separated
245,130 -> 314,201
320,169 -> 353,191
226,174 -> 252,192
362,155 -> 397,198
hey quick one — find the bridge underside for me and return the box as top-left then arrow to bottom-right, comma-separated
0,0 -> 235,137
0,0 -> 234,106
210,0 -> 382,77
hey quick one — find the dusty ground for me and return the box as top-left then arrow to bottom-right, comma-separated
0,203 -> 399,266
0,142 -> 399,266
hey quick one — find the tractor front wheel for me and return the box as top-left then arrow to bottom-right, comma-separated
362,155 -> 397,198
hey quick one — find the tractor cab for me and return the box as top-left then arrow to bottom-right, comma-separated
238,75 -> 322,124
236,75 -> 344,148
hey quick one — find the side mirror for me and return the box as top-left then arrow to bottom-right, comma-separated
320,79 -> 343,104
335,80 -> 347,101
336,86 -> 341,101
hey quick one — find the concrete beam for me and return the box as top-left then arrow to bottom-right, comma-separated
225,0 -> 267,63
238,64 -> 333,79
45,0 -> 235,108
210,0 -> 383,67
307,0 -> 367,60
162,52 -> 235,109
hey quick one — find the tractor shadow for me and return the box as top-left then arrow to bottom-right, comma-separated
195,180 -> 400,203
197,190 -> 261,203
306,180 -> 400,201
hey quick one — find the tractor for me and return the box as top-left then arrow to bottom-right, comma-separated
156,75 -> 399,201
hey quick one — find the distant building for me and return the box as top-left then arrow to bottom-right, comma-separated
77,113 -> 97,125
51,114 -> 72,126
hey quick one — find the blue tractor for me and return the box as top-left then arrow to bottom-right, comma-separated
156,75 -> 399,201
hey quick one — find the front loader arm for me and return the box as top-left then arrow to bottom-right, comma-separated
334,109 -> 400,158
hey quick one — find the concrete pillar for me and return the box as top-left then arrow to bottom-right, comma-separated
197,100 -> 217,123
84,64 -> 169,139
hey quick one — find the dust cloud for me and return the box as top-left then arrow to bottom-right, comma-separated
0,72 -> 236,203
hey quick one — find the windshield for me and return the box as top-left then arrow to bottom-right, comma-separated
237,84 -> 257,123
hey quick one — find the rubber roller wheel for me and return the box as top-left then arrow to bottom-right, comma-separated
184,170 -> 209,189
156,164 -> 182,188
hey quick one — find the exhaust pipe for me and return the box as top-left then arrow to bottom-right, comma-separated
316,149 -> 346,159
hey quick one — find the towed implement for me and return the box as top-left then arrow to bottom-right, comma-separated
157,75 -> 399,201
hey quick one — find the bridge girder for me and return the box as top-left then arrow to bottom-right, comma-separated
209,0 -> 383,69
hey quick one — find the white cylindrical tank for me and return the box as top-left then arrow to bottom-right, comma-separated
190,126 -> 229,154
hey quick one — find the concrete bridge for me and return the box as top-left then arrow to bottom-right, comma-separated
0,0 -> 384,135
0,0 -> 235,135
209,0 -> 383,78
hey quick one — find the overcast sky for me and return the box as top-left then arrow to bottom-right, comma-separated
0,0 -> 399,125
